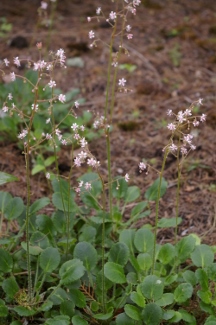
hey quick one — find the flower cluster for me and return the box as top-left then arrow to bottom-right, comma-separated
166,99 -> 206,156
75,180 -> 92,194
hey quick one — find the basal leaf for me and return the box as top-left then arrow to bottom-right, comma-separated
174,283 -> 193,303
59,259 -> 85,285
145,177 -> 167,201
2,276 -> 19,298
108,242 -> 129,266
142,303 -> 162,325
191,244 -> 214,268
0,171 -> 18,185
0,298 -> 8,317
30,197 -> 50,215
125,186 -> 140,203
124,304 -> 141,321
40,247 -> 61,272
0,248 -> 13,272
4,197 -> 24,220
104,262 -> 126,284
73,242 -> 98,271
134,228 -> 154,253
141,275 -> 164,300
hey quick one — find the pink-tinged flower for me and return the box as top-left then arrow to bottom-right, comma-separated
10,72 -> 16,81
74,101 -> 80,108
41,1 -> 48,9
184,109 -> 192,116
79,181 -> 84,188
78,151 -> 87,160
58,94 -> 66,103
2,105 -> 9,113
109,11 -> 117,20
112,61 -> 118,67
87,158 -> 97,167
14,57 -> 20,67
36,42 -> 42,49
190,144 -> 196,150
167,109 -> 173,116
71,123 -> 79,131
181,146 -> 187,155
74,133 -> 80,140
184,134 -> 193,144
125,173 -> 130,182
46,172 -> 50,179
193,120 -> 199,127
177,110 -> 185,123
48,80 -> 56,88
139,162 -> 146,172
46,118 -> 50,124
18,129 -> 28,139
4,58 -> 9,66
87,17 -> 91,22
31,104 -> 39,111
80,137 -> 88,148
118,78 -> 127,87
74,156 -> 82,167
96,7 -> 101,15
126,25 -> 132,32
46,133 -> 52,140
200,113 -> 206,122
169,143 -> 178,152
133,0 -> 141,5
198,98 -> 203,105
89,30 -> 95,39
80,125 -> 85,131
127,34 -> 133,39
61,139 -> 67,145
167,123 -> 176,131
85,182 -> 92,190
8,93 -> 13,100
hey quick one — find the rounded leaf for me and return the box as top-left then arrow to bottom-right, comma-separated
174,283 -> 193,303
72,315 -> 88,325
59,259 -> 85,285
4,197 -> 24,220
191,244 -> 214,268
40,247 -> 60,273
0,298 -> 8,317
124,304 -> 141,321
125,186 -> 140,203
104,262 -> 126,284
134,228 -> 154,253
158,243 -> 176,265
145,177 -> 167,201
141,275 -> 164,300
73,242 -> 97,271
109,242 -> 129,266
142,303 -> 162,325
0,248 -> 13,272
2,276 -> 19,298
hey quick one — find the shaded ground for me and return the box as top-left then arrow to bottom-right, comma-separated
0,0 -> 216,244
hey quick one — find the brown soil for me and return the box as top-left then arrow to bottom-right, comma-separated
0,0 -> 216,245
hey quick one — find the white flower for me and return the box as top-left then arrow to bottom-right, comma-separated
58,94 -> 66,103
48,80 -> 56,88
89,30 -> 95,39
74,101 -> 80,108
125,173 -> 130,182
109,11 -> 117,20
118,78 -> 126,87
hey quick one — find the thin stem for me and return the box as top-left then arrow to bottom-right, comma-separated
175,144 -> 181,245
151,149 -> 169,274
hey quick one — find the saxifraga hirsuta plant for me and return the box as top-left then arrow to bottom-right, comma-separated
0,1 -> 215,324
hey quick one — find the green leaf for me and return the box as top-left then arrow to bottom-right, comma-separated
72,315 -> 88,325
141,275 -> 164,300
68,288 -> 86,308
125,186 -> 140,203
49,288 -> 68,305
158,217 -> 182,228
59,259 -> 85,285
145,177 -> 167,201
52,191 -> 77,212
0,191 -> 12,212
130,291 -> 146,307
119,229 -> 135,253
137,253 -> 152,271
31,164 -> 45,175
124,304 -> 141,321
142,303 -> 162,325
30,197 -> 50,215
2,276 -> 19,298
191,244 -> 214,268
4,197 -> 24,220
174,283 -> 193,303
155,293 -> 174,306
197,290 -> 212,304
0,171 -> 18,185
13,306 -> 36,316
93,308 -> 114,320
131,201 -> 148,217
195,269 -> 209,290
182,270 -> 197,286
158,243 -> 176,264
0,248 -> 13,272
116,313 -> 135,325
78,172 -> 102,197
178,309 -> 196,325
40,247 -> 60,272
108,242 -> 129,266
66,57 -> 85,68
21,242 -> 43,255
134,228 -> 154,253
44,156 -> 55,167
36,214 -> 56,236
0,299 -> 8,317
44,315 -> 70,325
176,235 -> 196,263
73,242 -> 98,271
30,231 -> 50,249
60,300 -> 75,317
104,262 -> 126,284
